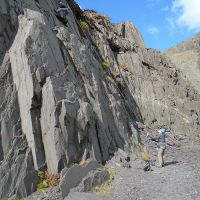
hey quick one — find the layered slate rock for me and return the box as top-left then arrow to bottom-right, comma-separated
0,0 -> 200,198
163,33 -> 200,137
83,10 -> 200,136
0,0 -> 139,197
164,33 -> 200,93
0,0 -> 39,197
0,136 -> 39,197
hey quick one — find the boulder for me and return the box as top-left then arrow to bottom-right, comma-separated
72,168 -> 109,192
60,160 -> 101,198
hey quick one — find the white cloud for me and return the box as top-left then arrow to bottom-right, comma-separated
171,0 -> 200,30
148,26 -> 159,35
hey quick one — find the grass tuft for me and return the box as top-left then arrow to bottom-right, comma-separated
140,151 -> 151,161
37,170 -> 60,192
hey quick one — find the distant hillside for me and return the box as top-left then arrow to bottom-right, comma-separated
163,33 -> 200,93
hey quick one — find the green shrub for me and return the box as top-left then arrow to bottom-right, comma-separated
38,170 -> 44,180
36,170 -> 60,192
37,180 -> 49,192
79,20 -> 89,33
37,170 -> 49,192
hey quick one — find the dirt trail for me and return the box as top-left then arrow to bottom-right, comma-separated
64,132 -> 200,200
26,133 -> 200,200
109,140 -> 200,200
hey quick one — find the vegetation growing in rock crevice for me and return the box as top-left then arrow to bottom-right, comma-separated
37,171 -> 60,192
79,20 -> 89,33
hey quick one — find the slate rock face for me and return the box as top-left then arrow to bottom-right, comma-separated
164,33 -> 200,93
83,10 -> 200,136
0,0 -> 200,198
163,33 -> 200,137
0,136 -> 39,198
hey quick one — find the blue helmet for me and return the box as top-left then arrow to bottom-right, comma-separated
159,128 -> 166,134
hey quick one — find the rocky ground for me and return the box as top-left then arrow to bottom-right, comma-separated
109,143 -> 200,200
26,132 -> 200,200
25,187 -> 61,200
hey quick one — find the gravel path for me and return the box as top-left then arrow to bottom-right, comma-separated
26,136 -> 200,200
110,144 -> 200,200
25,186 -> 62,200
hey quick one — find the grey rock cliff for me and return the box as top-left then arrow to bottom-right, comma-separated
164,33 -> 200,93
83,10 -> 200,136
0,0 -> 200,198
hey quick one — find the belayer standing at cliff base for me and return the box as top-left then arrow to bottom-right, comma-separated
147,128 -> 168,167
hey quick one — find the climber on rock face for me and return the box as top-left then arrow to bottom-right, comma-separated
55,1 -> 69,24
57,1 -> 68,17
147,128 -> 167,167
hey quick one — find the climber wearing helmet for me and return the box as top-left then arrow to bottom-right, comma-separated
147,128 -> 167,167
57,1 -> 68,17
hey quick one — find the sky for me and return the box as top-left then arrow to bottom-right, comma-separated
75,0 -> 200,51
